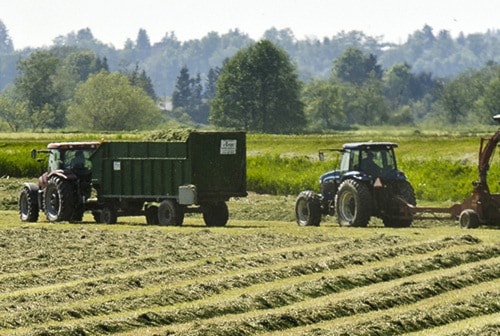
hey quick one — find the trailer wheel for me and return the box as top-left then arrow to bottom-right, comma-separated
383,180 -> 416,228
158,200 -> 184,226
145,205 -> 159,225
44,176 -> 74,222
295,190 -> 321,226
92,211 -> 102,223
459,209 -> 480,229
203,202 -> 229,227
19,185 -> 39,222
335,179 -> 371,227
100,206 -> 117,224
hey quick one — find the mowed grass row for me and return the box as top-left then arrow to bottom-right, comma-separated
0,219 -> 498,335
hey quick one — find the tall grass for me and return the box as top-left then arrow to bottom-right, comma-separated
247,154 -> 334,195
2,131 -> 499,203
0,142 -> 45,177
247,155 -> 496,203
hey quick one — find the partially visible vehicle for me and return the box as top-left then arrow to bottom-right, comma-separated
19,132 -> 247,226
455,114 -> 500,228
295,142 -> 416,227
19,142 -> 99,223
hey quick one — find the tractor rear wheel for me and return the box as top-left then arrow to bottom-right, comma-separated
19,185 -> 39,222
383,180 -> 416,228
295,190 -> 321,226
459,209 -> 480,229
158,200 -> 184,226
44,176 -> 74,222
335,179 -> 371,227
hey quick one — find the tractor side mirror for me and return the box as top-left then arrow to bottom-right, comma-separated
318,151 -> 324,161
30,149 -> 37,159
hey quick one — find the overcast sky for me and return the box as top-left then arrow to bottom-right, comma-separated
1,0 -> 498,49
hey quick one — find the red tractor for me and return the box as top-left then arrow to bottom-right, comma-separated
19,142 -> 100,222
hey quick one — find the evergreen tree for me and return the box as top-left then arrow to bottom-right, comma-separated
128,63 -> 157,100
204,67 -> 220,100
0,20 -> 14,53
172,66 -> 192,110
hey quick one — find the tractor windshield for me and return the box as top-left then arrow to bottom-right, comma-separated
64,149 -> 92,170
358,147 -> 396,177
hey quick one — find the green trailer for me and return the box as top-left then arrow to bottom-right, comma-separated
90,132 -> 247,226
19,132 -> 247,226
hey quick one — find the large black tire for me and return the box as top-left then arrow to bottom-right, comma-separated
383,180 -> 416,228
335,179 -> 371,227
295,190 -> 321,226
459,209 -> 480,229
44,176 -> 74,222
145,205 -> 160,225
100,206 -> 117,224
158,200 -> 184,226
203,202 -> 229,227
92,211 -> 103,223
19,185 -> 39,222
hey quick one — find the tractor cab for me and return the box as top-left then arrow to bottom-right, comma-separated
319,142 -> 405,191
31,142 -> 100,189
34,142 -> 100,174
340,142 -> 399,180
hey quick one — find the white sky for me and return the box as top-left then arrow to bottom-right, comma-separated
1,0 -> 498,49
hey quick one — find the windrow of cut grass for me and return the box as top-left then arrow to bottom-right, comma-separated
0,220 -> 497,336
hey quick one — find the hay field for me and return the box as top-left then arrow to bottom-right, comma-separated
0,209 -> 498,335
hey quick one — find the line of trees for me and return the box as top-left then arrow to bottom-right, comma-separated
1,19 -> 500,133
0,47 -> 159,131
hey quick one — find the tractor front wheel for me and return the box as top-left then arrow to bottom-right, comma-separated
19,185 -> 39,222
295,190 -> 321,226
335,179 -> 371,227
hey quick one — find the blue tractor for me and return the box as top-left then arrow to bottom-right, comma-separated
295,142 -> 416,227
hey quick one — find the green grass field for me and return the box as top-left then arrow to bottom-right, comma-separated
0,130 -> 499,335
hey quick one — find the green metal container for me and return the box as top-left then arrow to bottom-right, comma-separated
90,132 -> 247,205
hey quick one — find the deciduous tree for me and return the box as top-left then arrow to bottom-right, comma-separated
302,79 -> 345,130
14,50 -> 64,130
211,40 -> 305,133
68,71 -> 160,131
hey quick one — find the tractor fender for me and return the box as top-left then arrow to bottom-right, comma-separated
340,171 -> 371,184
39,170 -> 78,189
23,182 -> 39,193
22,182 -> 41,210
389,169 -> 408,181
47,169 -> 78,181
319,170 -> 340,184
